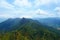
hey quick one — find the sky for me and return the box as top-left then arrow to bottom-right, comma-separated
0,0 -> 60,18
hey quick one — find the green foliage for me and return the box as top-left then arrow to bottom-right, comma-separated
0,18 -> 60,40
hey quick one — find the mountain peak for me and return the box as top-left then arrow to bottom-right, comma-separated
0,18 -> 60,40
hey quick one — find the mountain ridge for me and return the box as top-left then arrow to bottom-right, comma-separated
0,18 -> 60,40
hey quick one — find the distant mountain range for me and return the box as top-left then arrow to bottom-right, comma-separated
0,18 -> 60,40
36,18 -> 60,29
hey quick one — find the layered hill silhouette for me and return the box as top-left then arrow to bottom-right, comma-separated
0,18 -> 60,40
37,18 -> 60,29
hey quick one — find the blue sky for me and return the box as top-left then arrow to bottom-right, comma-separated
0,0 -> 60,18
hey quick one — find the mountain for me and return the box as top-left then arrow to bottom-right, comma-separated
0,18 -> 60,40
0,18 -> 19,30
36,18 -> 60,29
0,18 -> 7,23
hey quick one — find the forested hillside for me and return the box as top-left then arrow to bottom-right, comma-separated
0,18 -> 60,40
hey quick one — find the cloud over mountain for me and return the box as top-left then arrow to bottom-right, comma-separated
0,0 -> 60,18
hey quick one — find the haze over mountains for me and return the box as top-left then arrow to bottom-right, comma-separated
0,18 -> 60,40
0,17 -> 60,30
0,18 -> 8,23
36,18 -> 60,29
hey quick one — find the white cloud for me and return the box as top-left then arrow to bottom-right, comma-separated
11,9 -> 59,18
13,0 -> 32,8
1,0 -> 59,9
0,14 -> 14,18
0,8 -> 58,18
53,0 -> 60,4
20,15 -> 32,18
32,9 -> 57,18
0,0 -> 60,9
34,0 -> 50,5
0,0 -> 14,9
54,7 -> 60,12
13,0 -> 58,8
0,0 -> 60,18
33,0 -> 60,8
54,7 -> 60,17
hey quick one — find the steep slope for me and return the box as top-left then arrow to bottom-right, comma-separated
0,18 -> 21,31
0,18 -> 60,40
